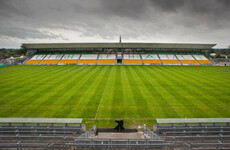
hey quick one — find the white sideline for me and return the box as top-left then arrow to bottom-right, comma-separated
94,67 -> 113,119
140,67 -> 182,118
165,102 -> 182,118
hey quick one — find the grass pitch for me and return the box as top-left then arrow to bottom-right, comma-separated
0,65 -> 230,128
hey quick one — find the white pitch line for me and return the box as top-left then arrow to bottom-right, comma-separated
139,67 -> 183,118
164,100 -> 182,118
94,67 -> 112,120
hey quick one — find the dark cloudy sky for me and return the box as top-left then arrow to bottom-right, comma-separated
0,0 -> 230,48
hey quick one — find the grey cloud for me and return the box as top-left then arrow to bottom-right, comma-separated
99,0 -> 149,19
0,0 -> 229,48
148,0 -> 185,12
0,26 -> 68,40
0,0 -> 33,18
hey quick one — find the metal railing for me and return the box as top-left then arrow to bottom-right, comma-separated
77,128 -> 94,138
69,138 -> 170,149
184,141 -> 230,150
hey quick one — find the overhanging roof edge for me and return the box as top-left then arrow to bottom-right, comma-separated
22,42 -> 216,49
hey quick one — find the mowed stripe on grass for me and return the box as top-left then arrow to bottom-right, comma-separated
0,65 -> 230,127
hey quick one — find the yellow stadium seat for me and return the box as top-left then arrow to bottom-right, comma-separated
123,59 -> 142,64
40,60 -> 59,64
161,60 -> 180,64
180,60 -> 199,65
78,59 -> 97,64
98,59 -> 116,64
59,59 -> 78,64
198,60 -> 212,64
26,60 -> 41,64
142,59 -> 161,64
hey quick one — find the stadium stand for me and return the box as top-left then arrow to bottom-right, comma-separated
58,54 -> 80,64
97,54 -> 116,64
22,42 -> 216,66
156,118 -> 230,133
78,54 -> 98,64
141,54 -> 161,64
67,127 -> 173,149
176,54 -> 199,65
2,118 -> 230,149
156,118 -> 230,149
40,54 -> 63,65
25,52 -> 216,66
193,54 -> 213,64
159,54 -> 180,65
0,118 -> 83,149
25,54 -> 46,65
123,54 -> 142,64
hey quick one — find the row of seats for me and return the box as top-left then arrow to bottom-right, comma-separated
26,60 -> 42,64
26,54 -> 116,65
157,122 -> 230,149
180,60 -> 199,65
0,124 -> 82,149
198,60 -> 212,64
123,59 -> 142,64
98,59 -> 116,64
193,55 -> 212,64
142,54 -> 180,65
161,60 -> 180,64
123,54 -> 141,64
142,60 -> 161,64
78,59 -> 97,64
40,60 -> 59,65
97,54 -> 116,64
26,54 -> 212,65
59,59 -> 78,64
25,54 -> 46,64
142,54 -> 212,65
